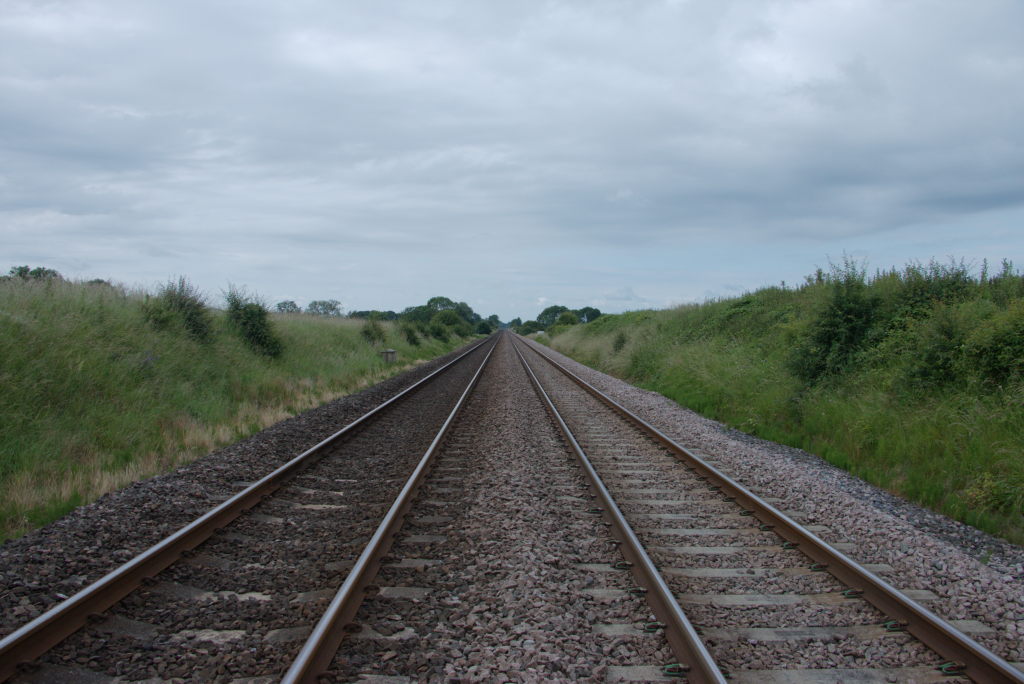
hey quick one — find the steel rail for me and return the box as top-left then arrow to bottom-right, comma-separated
511,336 -> 727,683
0,337 -> 493,683
517,335 -> 1024,684
282,336 -> 498,683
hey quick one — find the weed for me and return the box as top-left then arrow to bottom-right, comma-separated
144,277 -> 212,342
225,287 -> 283,357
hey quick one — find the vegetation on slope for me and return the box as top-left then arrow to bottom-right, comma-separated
542,259 -> 1024,545
0,272 -> 472,540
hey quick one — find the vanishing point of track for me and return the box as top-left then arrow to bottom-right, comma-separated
1,331 -> 1021,682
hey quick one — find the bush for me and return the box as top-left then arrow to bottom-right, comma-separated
894,303 -> 969,389
400,322 -> 420,346
475,321 -> 493,335
556,311 -> 580,326
144,277 -> 212,342
428,322 -> 449,342
431,310 -> 462,327
791,260 -> 874,382
962,301 -> 1024,384
361,319 -> 386,345
225,288 -> 283,357
613,331 -> 628,353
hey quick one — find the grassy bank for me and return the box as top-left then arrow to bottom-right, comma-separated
0,277 -> 462,540
543,260 -> 1024,545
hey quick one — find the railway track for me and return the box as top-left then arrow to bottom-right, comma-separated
511,334 -> 1024,683
1,330 -> 1021,682
0,337 -> 497,682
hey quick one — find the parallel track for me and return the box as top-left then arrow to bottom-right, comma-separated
3,330 -> 1021,682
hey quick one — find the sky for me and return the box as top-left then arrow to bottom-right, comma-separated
2,1 -> 1023,321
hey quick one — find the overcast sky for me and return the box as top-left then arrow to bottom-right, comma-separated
2,1 -> 1022,320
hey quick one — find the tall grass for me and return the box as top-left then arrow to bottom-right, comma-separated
544,260 -> 1024,545
0,278 -> 458,540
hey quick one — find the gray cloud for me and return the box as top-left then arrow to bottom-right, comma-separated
2,0 -> 1023,319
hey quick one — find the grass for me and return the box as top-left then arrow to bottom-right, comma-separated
542,260 -> 1024,545
0,277 -> 462,540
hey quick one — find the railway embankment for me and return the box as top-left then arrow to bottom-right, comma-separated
0,276 -> 464,540
540,259 -> 1024,545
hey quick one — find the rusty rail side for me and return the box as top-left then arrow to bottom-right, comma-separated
517,335 -> 1024,684
282,336 -> 499,683
0,337 -> 493,683
511,336 -> 727,684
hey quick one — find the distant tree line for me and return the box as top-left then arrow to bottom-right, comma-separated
512,304 -> 602,334
3,265 -> 63,282
272,293 -> 507,343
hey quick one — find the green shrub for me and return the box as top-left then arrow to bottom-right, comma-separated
791,260 -> 874,382
225,288 -> 283,357
399,322 -> 420,346
556,311 -> 580,326
613,331 -> 628,353
428,322 -> 449,341
360,319 -> 386,345
962,301 -> 1024,384
896,303 -> 970,389
475,320 -> 493,335
431,310 -> 462,327
144,277 -> 212,342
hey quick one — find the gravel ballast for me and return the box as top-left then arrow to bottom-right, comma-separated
3,331 -> 1021,681
524,336 -> 1024,669
327,334 -> 670,682
1,340 -> 490,681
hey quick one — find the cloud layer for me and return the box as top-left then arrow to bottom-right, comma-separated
3,1 -> 1023,319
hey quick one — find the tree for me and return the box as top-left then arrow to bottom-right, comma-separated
400,305 -> 434,324
8,265 -> 62,280
432,310 -> 462,326
518,320 -> 542,334
401,296 -> 481,326
574,306 -> 602,323
307,299 -> 342,317
475,320 -> 493,335
537,305 -> 569,328
486,314 -> 502,328
348,310 -> 398,320
556,311 -> 580,326
454,301 -> 480,324
427,296 -> 458,312
508,317 -> 522,328
275,300 -> 301,314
